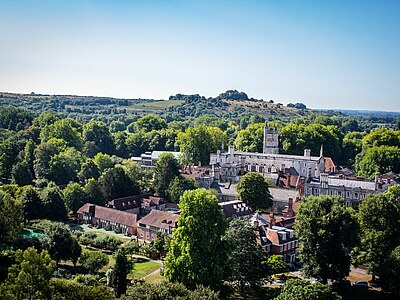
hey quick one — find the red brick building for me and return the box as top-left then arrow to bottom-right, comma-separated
77,203 -> 138,236
136,210 -> 179,242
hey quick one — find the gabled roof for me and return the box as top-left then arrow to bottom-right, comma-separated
77,203 -> 138,228
137,210 -> 179,230
108,195 -> 142,210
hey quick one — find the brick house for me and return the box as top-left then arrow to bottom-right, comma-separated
136,210 -> 179,242
107,195 -> 142,214
251,210 -> 299,263
107,194 -> 165,215
219,200 -> 253,220
77,203 -> 138,236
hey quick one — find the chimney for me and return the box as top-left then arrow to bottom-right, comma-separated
228,145 -> 233,154
320,144 -> 324,157
304,149 -> 311,157
288,198 -> 293,211
269,211 -> 276,228
88,204 -> 96,215
253,219 -> 259,228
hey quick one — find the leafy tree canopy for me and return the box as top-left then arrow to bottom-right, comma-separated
237,172 -> 273,211
295,195 -> 359,283
165,188 -> 229,290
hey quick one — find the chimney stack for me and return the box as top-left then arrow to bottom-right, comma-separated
269,211 -> 276,228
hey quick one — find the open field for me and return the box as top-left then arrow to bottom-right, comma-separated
126,99 -> 183,112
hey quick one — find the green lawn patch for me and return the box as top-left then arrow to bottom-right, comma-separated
129,259 -> 161,280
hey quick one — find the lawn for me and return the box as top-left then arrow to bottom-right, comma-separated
70,224 -> 131,243
129,258 -> 162,280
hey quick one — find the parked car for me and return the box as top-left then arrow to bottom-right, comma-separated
352,281 -> 369,289
332,279 -> 352,289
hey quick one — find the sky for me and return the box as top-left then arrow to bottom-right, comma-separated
0,0 -> 399,111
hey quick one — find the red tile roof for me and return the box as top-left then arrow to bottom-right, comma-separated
137,210 -> 179,230
78,203 -> 138,228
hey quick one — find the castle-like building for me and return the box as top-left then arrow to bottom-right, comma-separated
210,123 -> 335,183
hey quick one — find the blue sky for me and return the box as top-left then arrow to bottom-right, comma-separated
0,0 -> 399,111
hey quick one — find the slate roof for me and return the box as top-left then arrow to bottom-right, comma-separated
219,200 -> 252,219
77,203 -> 138,228
108,195 -> 142,210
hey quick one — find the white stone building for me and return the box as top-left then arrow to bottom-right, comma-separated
210,123 -> 331,183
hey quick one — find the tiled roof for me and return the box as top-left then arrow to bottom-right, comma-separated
269,188 -> 298,201
137,210 -> 179,230
219,200 -> 252,219
77,203 -> 138,228
265,226 -> 296,245
108,195 -> 142,210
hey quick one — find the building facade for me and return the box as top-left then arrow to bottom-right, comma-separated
136,210 -> 179,242
210,123 -> 332,183
77,203 -> 138,236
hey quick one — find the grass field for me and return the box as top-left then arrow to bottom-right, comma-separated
129,258 -> 162,280
126,99 -> 183,112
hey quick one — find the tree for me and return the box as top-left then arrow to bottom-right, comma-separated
49,278 -> 114,300
110,120 -> 126,133
84,178 -> 106,206
134,114 -> 167,132
11,161 -> 33,186
165,189 -> 229,290
38,220 -> 81,264
18,186 -> 43,220
33,139 -> 66,180
40,118 -> 83,150
237,172 -> 273,211
93,152 -> 114,173
101,167 -> 139,201
166,175 -> 198,203
155,152 -> 180,197
356,193 -> 400,280
0,191 -> 23,247
356,145 -> 400,178
153,231 -> 166,258
295,195 -> 359,283
177,125 -> 227,165
266,255 -> 288,277
234,123 -> 264,153
41,182 -> 68,221
224,218 -> 268,290
47,147 -> 83,184
113,249 -> 132,297
275,279 -> 342,300
79,251 -> 109,274
32,112 -> 61,128
83,121 -> 115,154
122,281 -> 219,300
0,247 -> 56,300
113,131 -> 128,158
380,246 -> 400,295
279,123 -> 343,160
78,159 -> 100,181
0,139 -> 17,178
63,183 -> 86,214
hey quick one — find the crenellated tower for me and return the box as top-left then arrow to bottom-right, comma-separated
263,122 -> 279,154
